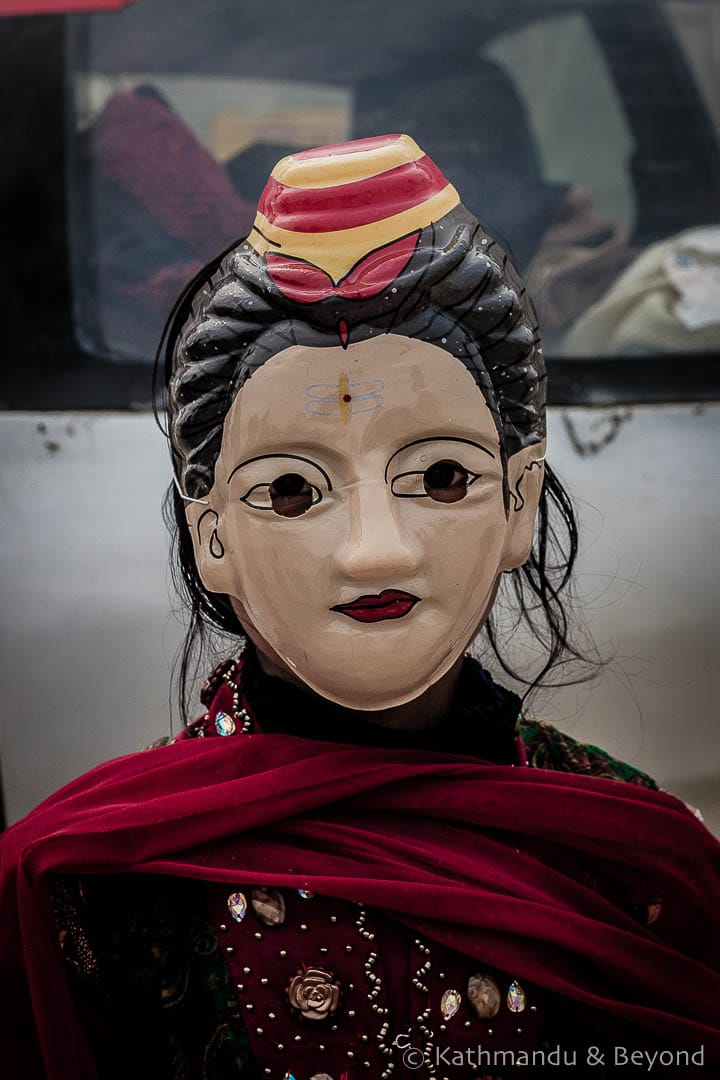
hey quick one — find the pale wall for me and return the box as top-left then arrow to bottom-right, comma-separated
1,405 -> 718,832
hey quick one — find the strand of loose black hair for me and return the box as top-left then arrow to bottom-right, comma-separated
484,462 -> 605,705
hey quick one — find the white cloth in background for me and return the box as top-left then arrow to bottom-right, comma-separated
559,226 -> 720,355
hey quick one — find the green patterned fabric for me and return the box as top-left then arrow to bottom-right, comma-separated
52,874 -> 259,1079
520,717 -> 659,789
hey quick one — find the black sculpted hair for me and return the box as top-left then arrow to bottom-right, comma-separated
168,207 -> 544,501
156,206 -> 598,724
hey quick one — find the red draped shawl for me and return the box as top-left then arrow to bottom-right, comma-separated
1,729 -> 720,1077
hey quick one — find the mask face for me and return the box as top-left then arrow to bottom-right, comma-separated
190,333 -> 544,710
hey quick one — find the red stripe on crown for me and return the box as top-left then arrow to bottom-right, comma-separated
266,233 -> 419,304
257,155 -> 448,235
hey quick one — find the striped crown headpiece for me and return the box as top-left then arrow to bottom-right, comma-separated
170,133 -> 545,499
246,133 -> 460,319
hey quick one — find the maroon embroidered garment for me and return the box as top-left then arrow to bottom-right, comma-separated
1,651 -> 719,1079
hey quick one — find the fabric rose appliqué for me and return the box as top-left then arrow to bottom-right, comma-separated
287,965 -> 341,1021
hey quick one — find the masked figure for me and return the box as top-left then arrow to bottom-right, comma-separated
2,136 -> 719,1080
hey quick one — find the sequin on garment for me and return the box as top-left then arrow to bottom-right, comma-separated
440,987 -> 462,1019
467,973 -> 501,1019
507,980 -> 526,1013
251,886 -> 286,926
647,901 -> 663,925
215,711 -> 236,736
227,891 -> 248,923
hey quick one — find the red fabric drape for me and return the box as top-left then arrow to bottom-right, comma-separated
1,733 -> 719,1077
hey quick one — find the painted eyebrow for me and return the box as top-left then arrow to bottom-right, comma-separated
384,436 -> 496,483
227,453 -> 333,491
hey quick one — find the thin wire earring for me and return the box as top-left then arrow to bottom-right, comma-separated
172,472 -> 210,505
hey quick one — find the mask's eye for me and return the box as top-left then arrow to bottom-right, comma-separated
423,460 -> 471,503
269,473 -> 315,517
390,459 -> 478,503
241,473 -> 321,516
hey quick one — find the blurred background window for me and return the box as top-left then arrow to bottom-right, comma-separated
3,0 -> 719,404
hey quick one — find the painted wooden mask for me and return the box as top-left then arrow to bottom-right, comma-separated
171,135 -> 546,709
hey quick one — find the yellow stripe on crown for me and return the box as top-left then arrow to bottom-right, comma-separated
247,183 -> 460,283
271,134 -> 425,191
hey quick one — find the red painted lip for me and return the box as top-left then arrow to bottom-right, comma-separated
331,589 -> 421,623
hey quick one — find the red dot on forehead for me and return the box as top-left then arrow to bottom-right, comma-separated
342,394 -> 352,402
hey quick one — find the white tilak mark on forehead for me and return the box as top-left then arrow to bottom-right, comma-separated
306,376 -> 385,421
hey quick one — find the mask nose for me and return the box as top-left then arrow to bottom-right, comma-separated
335,478 -> 422,584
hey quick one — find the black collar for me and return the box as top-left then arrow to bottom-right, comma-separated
240,644 -> 522,765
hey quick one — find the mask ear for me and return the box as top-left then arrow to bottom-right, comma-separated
500,439 -> 547,571
184,501 -> 229,594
